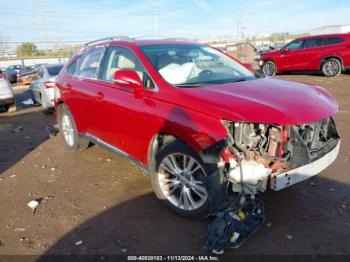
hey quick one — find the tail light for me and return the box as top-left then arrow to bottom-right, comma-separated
44,81 -> 56,88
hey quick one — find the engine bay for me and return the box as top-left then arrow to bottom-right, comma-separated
221,117 -> 340,194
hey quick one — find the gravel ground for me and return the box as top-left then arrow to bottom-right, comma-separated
0,73 -> 349,257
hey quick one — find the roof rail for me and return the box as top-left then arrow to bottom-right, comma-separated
163,37 -> 193,41
84,36 -> 133,46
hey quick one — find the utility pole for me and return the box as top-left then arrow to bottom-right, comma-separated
154,11 -> 159,39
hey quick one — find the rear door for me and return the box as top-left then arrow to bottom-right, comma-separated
298,37 -> 325,70
60,46 -> 105,134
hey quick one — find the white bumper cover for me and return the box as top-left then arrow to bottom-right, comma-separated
270,140 -> 340,191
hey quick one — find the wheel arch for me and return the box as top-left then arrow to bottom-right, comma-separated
262,59 -> 278,73
320,55 -> 344,71
146,133 -> 189,167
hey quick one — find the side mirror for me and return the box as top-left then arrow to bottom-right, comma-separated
242,63 -> 254,71
280,47 -> 288,53
113,69 -> 143,97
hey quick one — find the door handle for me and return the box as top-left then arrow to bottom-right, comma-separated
95,91 -> 104,101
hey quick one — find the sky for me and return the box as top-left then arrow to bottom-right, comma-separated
0,0 -> 350,48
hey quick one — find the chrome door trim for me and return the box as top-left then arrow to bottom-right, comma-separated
82,133 -> 150,174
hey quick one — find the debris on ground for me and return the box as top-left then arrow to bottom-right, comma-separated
27,198 -> 43,215
22,98 -> 34,105
10,175 -> 16,178
75,240 -> 83,246
286,234 -> 293,240
14,228 -> 26,232
12,126 -> 23,133
45,126 -> 59,138
329,188 -> 336,192
203,195 -> 266,254
309,182 -> 316,187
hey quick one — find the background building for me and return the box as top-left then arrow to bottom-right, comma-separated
309,25 -> 350,35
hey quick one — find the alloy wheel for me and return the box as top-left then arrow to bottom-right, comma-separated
61,114 -> 75,146
323,60 -> 340,76
158,153 -> 208,211
262,61 -> 275,76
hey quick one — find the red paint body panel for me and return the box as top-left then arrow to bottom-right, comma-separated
55,39 -> 339,166
261,34 -> 350,72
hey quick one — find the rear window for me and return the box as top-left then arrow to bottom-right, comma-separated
325,37 -> 345,46
304,38 -> 324,48
47,65 -> 63,76
24,66 -> 36,71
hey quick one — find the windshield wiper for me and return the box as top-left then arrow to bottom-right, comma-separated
231,77 -> 247,83
174,82 -> 209,87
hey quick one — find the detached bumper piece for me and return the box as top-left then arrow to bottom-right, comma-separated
271,139 -> 340,190
203,196 -> 266,254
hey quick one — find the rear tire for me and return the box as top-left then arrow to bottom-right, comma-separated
58,104 -> 89,151
261,61 -> 276,76
150,140 -> 211,219
0,105 -> 9,113
321,58 -> 342,77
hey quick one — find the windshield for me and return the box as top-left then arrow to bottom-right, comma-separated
140,44 -> 255,87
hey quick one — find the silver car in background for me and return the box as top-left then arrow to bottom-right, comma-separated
0,76 -> 15,113
30,64 -> 64,114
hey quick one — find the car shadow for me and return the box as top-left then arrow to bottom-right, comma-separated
37,174 -> 350,257
0,89 -> 55,174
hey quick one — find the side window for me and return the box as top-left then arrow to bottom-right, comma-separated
286,39 -> 304,50
76,46 -> 105,79
100,46 -> 155,90
325,37 -> 344,46
304,38 -> 324,48
67,58 -> 79,75
100,46 -> 144,81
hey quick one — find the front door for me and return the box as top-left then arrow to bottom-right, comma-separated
94,46 -> 156,162
277,39 -> 305,71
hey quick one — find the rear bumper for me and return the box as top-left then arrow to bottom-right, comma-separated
0,97 -> 15,106
270,139 -> 340,191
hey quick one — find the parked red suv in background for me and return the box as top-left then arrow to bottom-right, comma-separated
54,37 -> 340,218
260,34 -> 350,77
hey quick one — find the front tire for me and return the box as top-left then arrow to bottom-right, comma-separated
261,61 -> 276,76
58,104 -> 89,151
321,58 -> 342,77
151,140 -> 211,218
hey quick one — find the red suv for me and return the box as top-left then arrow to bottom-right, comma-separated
260,34 -> 350,77
55,37 -> 340,218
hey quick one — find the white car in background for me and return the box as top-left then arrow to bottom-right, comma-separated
30,64 -> 64,114
0,71 -> 15,113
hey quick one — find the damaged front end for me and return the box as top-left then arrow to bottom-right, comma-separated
219,118 -> 340,194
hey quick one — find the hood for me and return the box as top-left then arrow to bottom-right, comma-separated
179,78 -> 338,125
261,50 -> 280,58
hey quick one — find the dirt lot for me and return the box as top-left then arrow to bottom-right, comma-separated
0,73 -> 349,257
